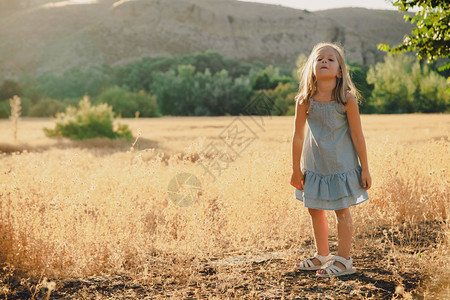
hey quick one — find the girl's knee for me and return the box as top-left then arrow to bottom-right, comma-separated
334,208 -> 353,224
308,208 -> 325,218
334,208 -> 351,218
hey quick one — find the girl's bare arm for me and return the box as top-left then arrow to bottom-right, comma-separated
345,93 -> 372,189
292,100 -> 308,173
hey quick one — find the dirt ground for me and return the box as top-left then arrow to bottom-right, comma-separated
2,221 -> 448,300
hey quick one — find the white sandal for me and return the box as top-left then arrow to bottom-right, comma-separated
294,252 -> 332,270
316,255 -> 356,277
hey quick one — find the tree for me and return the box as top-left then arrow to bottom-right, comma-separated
250,66 -> 292,91
262,82 -> 298,116
367,54 -> 416,113
96,86 -> 160,118
150,65 -> 251,116
367,53 -> 449,113
348,61 -> 375,113
0,79 -> 23,101
378,1 -> 449,72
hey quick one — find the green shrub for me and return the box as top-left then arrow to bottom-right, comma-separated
19,97 -> 32,116
250,66 -> 293,90
96,86 -> 160,117
44,96 -> 133,140
0,79 -> 22,101
29,98 -> 65,117
414,70 -> 449,112
131,90 -> 160,117
0,101 -> 9,118
262,82 -> 298,116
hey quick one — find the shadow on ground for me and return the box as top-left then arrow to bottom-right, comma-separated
0,137 -> 164,157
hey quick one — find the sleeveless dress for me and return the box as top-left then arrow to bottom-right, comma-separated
294,97 -> 369,210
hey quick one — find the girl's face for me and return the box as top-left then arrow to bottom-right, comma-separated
313,47 -> 342,80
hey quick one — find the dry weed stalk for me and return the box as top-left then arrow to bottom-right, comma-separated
9,95 -> 21,142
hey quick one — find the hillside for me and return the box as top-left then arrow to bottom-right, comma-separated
0,0 -> 413,81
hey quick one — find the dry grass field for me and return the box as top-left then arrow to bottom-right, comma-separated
0,114 -> 448,299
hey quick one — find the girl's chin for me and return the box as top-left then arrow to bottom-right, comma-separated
315,73 -> 338,80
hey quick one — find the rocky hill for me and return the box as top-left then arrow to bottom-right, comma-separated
0,0 -> 413,81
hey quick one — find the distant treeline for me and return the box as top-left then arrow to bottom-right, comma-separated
0,50 -> 448,118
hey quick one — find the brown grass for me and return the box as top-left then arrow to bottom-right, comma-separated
0,114 -> 448,298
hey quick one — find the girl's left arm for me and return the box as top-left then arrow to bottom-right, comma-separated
345,93 -> 372,190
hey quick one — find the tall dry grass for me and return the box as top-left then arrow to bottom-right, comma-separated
0,115 -> 448,292
8,95 -> 21,143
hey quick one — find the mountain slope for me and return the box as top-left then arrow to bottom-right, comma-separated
0,0 -> 413,81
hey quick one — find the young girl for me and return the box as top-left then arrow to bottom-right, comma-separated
290,42 -> 372,277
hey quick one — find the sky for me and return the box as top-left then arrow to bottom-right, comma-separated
237,0 -> 400,11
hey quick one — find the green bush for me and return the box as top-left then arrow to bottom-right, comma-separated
131,90 -> 161,117
261,82 -> 298,116
19,97 -> 32,116
250,66 -> 293,90
44,96 -> 133,140
0,79 -> 22,101
414,71 -> 449,112
0,101 -> 9,118
96,86 -> 160,117
29,98 -> 65,117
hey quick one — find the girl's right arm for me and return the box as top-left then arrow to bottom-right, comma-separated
290,99 -> 308,190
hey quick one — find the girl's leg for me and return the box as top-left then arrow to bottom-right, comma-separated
317,207 -> 353,273
335,207 -> 353,258
308,208 -> 330,265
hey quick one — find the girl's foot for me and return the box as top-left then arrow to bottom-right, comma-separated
316,256 -> 356,277
294,252 -> 332,270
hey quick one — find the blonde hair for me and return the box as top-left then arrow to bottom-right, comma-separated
295,42 -> 360,106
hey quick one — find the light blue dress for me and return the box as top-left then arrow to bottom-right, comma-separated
295,97 -> 369,210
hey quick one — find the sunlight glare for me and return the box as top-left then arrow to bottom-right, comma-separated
42,0 -> 97,8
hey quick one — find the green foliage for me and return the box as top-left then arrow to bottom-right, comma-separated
44,96 -> 133,140
0,101 -> 10,118
261,82 -> 298,116
151,65 -> 252,116
348,61 -> 375,113
95,86 -> 160,118
18,97 -> 32,116
0,89 -> 30,118
130,90 -> 160,118
0,79 -> 22,101
414,70 -> 449,112
367,53 -> 449,113
36,64 -> 113,100
368,54 -> 418,113
14,50 -> 299,117
29,98 -> 65,117
114,50 -> 255,93
250,66 -> 293,90
182,50 -> 256,79
378,0 -> 450,72
114,56 -> 172,93
9,49 -> 449,116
